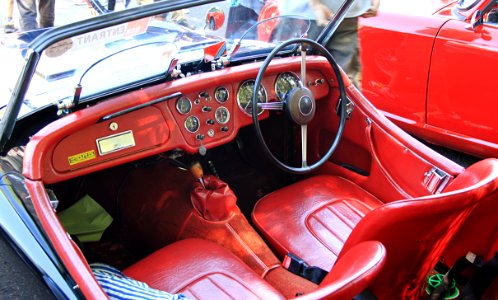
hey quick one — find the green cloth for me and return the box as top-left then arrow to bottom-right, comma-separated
58,195 -> 113,242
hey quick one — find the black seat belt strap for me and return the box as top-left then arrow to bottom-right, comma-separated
283,252 -> 328,284
460,252 -> 498,299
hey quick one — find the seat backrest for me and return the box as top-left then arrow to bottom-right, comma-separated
338,158 -> 498,299
295,241 -> 386,300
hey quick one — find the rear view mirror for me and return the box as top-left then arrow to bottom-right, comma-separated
206,7 -> 225,31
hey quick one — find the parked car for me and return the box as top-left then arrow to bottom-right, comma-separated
1,0 -> 498,299
359,0 -> 498,158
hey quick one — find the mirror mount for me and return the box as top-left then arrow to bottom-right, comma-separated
470,10 -> 484,33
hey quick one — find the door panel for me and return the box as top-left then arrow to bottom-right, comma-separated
360,12 -> 445,125
428,19 -> 498,151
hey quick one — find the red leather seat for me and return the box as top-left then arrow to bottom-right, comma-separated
252,159 -> 498,299
124,238 -> 284,299
123,238 -> 387,300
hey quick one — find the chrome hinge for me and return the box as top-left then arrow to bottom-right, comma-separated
423,167 -> 451,194
335,97 -> 355,119
46,189 -> 59,210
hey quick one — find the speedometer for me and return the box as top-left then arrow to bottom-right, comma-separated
237,79 -> 267,116
275,72 -> 300,101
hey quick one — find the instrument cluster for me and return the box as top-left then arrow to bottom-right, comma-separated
171,86 -> 233,146
172,71 -> 327,147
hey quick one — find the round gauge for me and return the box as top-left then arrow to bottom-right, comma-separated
237,79 -> 267,116
184,116 -> 200,133
215,106 -> 230,124
176,97 -> 192,114
215,87 -> 229,103
275,72 -> 301,101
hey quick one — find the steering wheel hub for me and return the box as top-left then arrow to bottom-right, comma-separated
286,87 -> 315,125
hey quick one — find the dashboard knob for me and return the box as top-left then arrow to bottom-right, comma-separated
202,106 -> 212,112
206,119 -> 215,125
221,126 -> 229,132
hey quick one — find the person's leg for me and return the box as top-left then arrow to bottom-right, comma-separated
3,0 -> 16,33
16,0 -> 38,31
325,17 -> 359,83
107,0 -> 115,11
38,0 -> 55,28
350,45 -> 362,90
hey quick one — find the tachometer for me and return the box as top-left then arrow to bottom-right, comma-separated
275,72 -> 300,101
237,79 -> 267,116
184,116 -> 200,133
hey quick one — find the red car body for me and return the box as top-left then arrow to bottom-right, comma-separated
359,0 -> 498,158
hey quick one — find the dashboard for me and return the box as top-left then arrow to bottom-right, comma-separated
26,58 -> 333,184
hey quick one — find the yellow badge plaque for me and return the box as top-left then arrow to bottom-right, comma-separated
68,150 -> 96,166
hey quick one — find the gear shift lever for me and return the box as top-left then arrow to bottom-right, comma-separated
189,161 -> 237,221
189,161 -> 206,189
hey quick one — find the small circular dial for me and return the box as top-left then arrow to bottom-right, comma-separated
237,79 -> 267,116
215,106 -> 230,124
176,97 -> 192,114
275,72 -> 301,101
215,87 -> 229,103
184,116 -> 200,133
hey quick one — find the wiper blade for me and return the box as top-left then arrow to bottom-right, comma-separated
63,41 -> 178,115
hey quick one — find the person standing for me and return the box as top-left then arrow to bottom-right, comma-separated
16,0 -> 55,31
310,0 -> 379,89
277,0 -> 379,89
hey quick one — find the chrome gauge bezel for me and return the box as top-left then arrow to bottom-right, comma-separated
214,86 -> 229,103
184,115 -> 200,133
175,97 -> 192,115
215,106 -> 230,124
275,72 -> 301,101
236,79 -> 267,116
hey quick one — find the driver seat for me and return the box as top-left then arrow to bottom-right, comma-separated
252,158 -> 498,298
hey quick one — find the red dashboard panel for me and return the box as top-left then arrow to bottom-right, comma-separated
52,106 -> 170,172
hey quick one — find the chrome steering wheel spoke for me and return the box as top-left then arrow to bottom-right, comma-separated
301,124 -> 308,168
257,102 -> 284,110
301,44 -> 307,85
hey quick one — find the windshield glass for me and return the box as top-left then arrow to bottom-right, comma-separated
4,0 -> 317,118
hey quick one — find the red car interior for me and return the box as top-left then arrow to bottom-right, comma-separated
253,159 -> 498,299
124,238 -> 386,300
21,56 -> 498,299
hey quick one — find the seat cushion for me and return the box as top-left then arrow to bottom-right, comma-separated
252,175 -> 383,271
124,239 -> 284,300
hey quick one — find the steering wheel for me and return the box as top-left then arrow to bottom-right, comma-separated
251,38 -> 347,174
